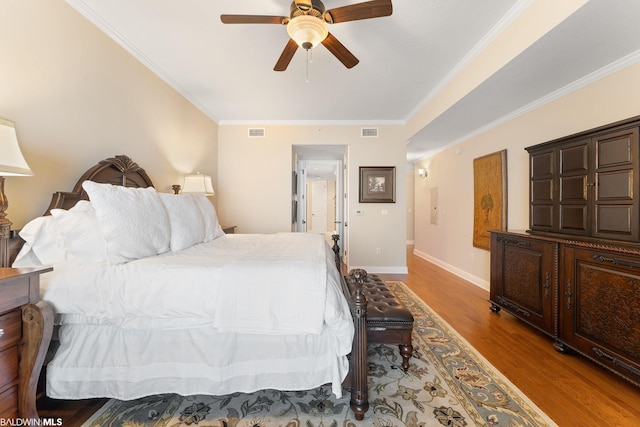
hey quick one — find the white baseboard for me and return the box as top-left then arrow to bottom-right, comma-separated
412,249 -> 489,291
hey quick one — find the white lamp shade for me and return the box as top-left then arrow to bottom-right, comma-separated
0,118 -> 33,176
287,15 -> 328,49
182,173 -> 215,196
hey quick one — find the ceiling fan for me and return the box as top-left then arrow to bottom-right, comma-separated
221,0 -> 393,71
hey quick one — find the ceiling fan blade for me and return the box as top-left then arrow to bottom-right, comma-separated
274,39 -> 299,71
325,0 -> 392,24
321,33 -> 359,69
220,15 -> 288,25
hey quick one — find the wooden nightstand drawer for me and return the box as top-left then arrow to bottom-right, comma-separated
0,267 -> 53,419
0,277 -> 29,314
0,345 -> 19,390
0,384 -> 18,417
0,310 -> 21,350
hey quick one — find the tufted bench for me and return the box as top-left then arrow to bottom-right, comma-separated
346,270 -> 414,372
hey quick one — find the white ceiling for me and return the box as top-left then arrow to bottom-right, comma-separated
65,0 -> 640,162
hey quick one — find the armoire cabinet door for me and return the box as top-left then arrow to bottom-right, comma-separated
490,232 -> 557,336
558,139 -> 590,236
592,126 -> 639,242
527,118 -> 640,242
529,148 -> 555,232
561,245 -> 640,386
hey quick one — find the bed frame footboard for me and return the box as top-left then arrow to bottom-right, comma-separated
332,234 -> 369,420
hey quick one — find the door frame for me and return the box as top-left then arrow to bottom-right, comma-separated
293,145 -> 348,265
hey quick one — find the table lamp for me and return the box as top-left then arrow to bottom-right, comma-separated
0,118 -> 33,266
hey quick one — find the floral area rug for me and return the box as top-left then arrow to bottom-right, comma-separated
82,281 -> 557,427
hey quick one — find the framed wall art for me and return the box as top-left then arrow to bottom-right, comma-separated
473,149 -> 507,250
359,166 -> 396,203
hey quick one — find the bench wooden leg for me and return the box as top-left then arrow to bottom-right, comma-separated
399,343 -> 413,372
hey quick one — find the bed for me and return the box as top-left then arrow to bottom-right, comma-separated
11,155 -> 369,420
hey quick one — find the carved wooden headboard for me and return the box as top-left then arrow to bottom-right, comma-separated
44,155 -> 154,214
5,155 -> 154,265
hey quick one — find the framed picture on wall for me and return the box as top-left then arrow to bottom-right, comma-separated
473,149 -> 507,250
359,166 -> 396,203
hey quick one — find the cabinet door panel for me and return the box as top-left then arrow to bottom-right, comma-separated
531,206 -> 554,228
596,205 -> 632,235
560,143 -> 588,174
490,233 -> 556,335
559,205 -> 587,233
532,179 -> 553,202
531,151 -> 554,177
598,170 -> 632,200
561,246 -> 640,384
560,175 -> 587,201
596,128 -> 636,168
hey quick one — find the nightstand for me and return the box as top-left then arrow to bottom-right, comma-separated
222,225 -> 236,234
0,267 -> 53,419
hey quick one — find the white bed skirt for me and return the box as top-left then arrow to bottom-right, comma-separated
47,322 -> 351,400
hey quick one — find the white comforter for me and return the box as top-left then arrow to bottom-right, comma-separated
43,233 -> 355,399
43,233 -> 349,337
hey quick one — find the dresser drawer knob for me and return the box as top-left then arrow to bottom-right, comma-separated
0,328 -> 3,337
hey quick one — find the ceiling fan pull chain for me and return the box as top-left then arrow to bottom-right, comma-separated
306,49 -> 310,83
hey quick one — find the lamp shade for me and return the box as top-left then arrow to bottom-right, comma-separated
287,15 -> 328,49
182,173 -> 215,196
0,118 -> 33,176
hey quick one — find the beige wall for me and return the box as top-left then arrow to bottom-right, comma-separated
0,0 -> 218,228
413,61 -> 640,289
218,124 -> 407,273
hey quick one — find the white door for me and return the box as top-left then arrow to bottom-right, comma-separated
310,181 -> 328,232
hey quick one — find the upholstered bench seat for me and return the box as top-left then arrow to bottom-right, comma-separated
346,272 -> 414,372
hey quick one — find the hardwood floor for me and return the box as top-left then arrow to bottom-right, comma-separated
379,246 -> 640,427
35,247 -> 640,426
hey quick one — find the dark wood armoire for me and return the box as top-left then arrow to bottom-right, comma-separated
490,115 -> 640,387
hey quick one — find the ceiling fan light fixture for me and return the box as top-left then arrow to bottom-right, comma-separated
287,15 -> 328,50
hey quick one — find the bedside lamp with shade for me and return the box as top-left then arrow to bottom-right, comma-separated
182,173 -> 215,196
0,118 -> 34,267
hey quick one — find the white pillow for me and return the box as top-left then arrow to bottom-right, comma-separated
50,200 -> 108,263
192,194 -> 225,241
159,193 -> 205,252
13,215 -> 66,267
82,181 -> 171,264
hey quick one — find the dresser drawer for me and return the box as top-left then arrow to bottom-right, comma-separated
0,384 -> 18,417
0,310 -> 22,351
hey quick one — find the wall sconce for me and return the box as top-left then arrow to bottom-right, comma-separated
182,172 -> 215,196
0,118 -> 34,266
418,168 -> 428,179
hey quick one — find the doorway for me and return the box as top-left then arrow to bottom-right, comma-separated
293,145 -> 348,264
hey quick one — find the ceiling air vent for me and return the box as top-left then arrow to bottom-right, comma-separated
248,128 -> 265,138
361,127 -> 379,138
